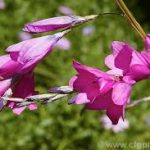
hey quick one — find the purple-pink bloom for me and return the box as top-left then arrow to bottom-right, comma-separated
7,73 -> 37,115
23,16 -> 86,33
69,61 -> 133,124
0,54 -> 19,80
58,6 -> 74,15
4,30 -> 68,75
69,35 -> 150,124
105,37 -> 150,82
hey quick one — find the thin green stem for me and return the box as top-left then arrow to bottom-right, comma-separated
116,0 -> 146,40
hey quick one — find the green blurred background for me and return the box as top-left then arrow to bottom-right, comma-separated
0,0 -> 150,149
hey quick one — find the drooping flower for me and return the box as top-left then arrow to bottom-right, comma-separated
69,61 -> 134,124
101,115 -> 129,133
7,73 -> 37,115
58,6 -> 74,15
0,30 -> 69,79
23,16 -> 94,33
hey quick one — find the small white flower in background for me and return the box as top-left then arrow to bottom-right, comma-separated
55,37 -> 71,50
101,115 -> 129,133
58,6 -> 74,15
18,32 -> 32,41
0,0 -> 6,10
82,26 -> 95,36
145,116 -> 150,126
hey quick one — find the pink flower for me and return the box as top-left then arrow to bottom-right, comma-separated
69,61 -> 133,124
1,30 -> 68,77
105,35 -> 150,82
23,16 -> 86,33
0,54 -> 19,80
58,6 -> 74,15
69,35 -> 150,124
101,115 -> 129,133
7,73 -> 37,115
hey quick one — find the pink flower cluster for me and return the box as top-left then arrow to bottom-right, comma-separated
0,15 -> 85,114
1,13 -> 150,126
69,35 -> 150,124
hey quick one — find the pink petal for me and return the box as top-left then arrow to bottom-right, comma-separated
105,54 -> 115,69
86,90 -> 112,110
127,64 -> 150,81
111,41 -> 126,57
0,55 -> 19,80
112,83 -> 131,105
69,76 -> 77,88
0,79 -> 12,96
115,44 -> 133,71
69,93 -> 90,104
131,51 -> 148,66
107,104 -> 124,125
73,61 -> 109,79
13,73 -> 35,98
13,107 -> 26,115
6,30 -> 68,73
107,68 -> 123,77
28,104 -> 37,110
23,16 -> 84,33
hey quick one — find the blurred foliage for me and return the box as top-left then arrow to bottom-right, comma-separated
0,0 -> 150,150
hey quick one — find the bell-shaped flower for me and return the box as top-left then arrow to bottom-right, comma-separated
23,16 -> 84,33
23,15 -> 96,33
4,30 -> 69,76
69,61 -> 134,124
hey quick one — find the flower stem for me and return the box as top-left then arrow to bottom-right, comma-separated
115,0 -> 146,40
